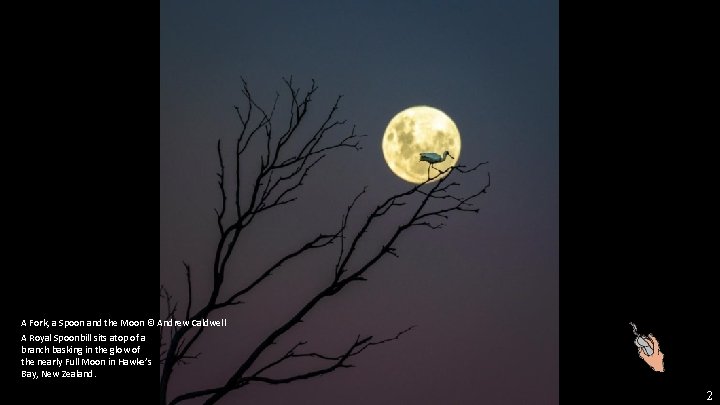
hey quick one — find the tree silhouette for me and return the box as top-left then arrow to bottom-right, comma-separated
159,78 -> 490,404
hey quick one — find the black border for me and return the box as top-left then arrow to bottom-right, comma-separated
561,2 -> 714,402
8,3 -> 159,402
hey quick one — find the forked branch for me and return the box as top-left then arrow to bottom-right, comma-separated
160,79 -> 490,405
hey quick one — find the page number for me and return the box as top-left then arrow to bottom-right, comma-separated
708,390 -> 713,400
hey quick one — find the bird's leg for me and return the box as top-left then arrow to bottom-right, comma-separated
427,164 -> 431,180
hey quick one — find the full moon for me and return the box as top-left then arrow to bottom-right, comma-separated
382,106 -> 461,184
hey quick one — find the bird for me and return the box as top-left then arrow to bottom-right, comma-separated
419,150 -> 454,179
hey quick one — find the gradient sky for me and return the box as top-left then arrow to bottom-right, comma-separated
160,1 -> 558,404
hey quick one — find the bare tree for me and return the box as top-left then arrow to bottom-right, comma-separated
159,78 -> 490,405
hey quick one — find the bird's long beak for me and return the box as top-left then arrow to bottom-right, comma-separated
448,153 -> 455,159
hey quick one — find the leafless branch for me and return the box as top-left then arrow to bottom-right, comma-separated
335,187 -> 367,276
183,262 -> 192,321
159,285 -> 178,366
160,79 -> 490,405
214,140 -> 227,233
170,327 -> 415,404
216,230 -> 342,308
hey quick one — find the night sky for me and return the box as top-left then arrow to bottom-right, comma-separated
160,1 -> 558,404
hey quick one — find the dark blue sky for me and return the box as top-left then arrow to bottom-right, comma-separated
161,1 -> 557,403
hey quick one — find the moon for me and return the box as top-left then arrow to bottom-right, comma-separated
382,106 -> 461,184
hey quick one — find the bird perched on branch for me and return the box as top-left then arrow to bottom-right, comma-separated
419,151 -> 454,179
